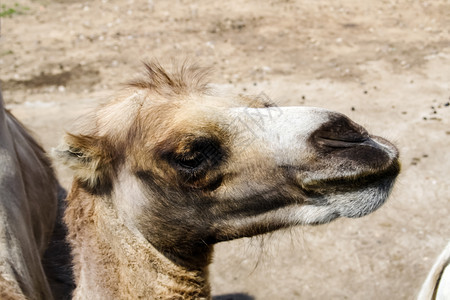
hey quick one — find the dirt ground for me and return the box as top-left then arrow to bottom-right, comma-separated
1,0 -> 449,299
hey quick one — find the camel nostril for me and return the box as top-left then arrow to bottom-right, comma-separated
315,136 -> 368,148
312,113 -> 369,148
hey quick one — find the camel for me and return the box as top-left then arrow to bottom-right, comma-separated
0,88 -> 73,300
54,62 -> 400,299
418,241 -> 450,300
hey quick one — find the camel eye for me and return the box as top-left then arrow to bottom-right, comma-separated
172,138 -> 225,173
176,154 -> 205,170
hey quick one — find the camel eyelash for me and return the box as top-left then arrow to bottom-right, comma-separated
175,153 -> 206,170
171,138 -> 226,173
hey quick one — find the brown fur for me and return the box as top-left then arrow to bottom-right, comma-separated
65,182 -> 210,299
128,61 -> 211,97
0,275 -> 27,300
56,62 -> 399,299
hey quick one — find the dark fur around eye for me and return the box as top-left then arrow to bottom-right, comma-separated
169,137 -> 226,175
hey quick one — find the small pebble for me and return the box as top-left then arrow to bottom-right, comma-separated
411,161 -> 419,166
351,107 -> 355,111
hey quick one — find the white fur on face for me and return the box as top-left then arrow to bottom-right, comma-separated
112,169 -> 151,236
227,106 -> 331,165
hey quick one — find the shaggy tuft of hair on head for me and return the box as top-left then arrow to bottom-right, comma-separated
128,61 -> 212,97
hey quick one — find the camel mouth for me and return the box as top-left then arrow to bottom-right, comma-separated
302,156 -> 400,193
305,155 -> 400,219
287,160 -> 400,226
339,170 -> 399,219
291,134 -> 400,219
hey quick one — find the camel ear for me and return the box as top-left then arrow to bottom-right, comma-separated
53,133 -> 114,191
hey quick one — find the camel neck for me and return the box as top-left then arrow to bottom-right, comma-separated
65,184 -> 212,299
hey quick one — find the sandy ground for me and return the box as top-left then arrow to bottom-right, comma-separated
1,0 -> 449,299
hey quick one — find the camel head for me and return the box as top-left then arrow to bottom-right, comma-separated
55,63 -> 400,265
